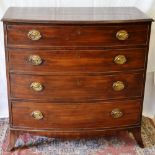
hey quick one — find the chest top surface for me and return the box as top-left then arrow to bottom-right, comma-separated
2,7 -> 153,24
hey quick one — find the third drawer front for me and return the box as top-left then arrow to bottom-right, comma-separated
9,48 -> 146,73
11,99 -> 141,129
10,72 -> 144,101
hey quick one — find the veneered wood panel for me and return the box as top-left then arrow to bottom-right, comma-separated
10,72 -> 144,101
12,99 -> 141,129
2,7 -> 153,150
2,7 -> 153,23
7,24 -> 149,48
9,48 -> 146,73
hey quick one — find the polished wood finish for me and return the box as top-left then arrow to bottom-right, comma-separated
129,127 -> 144,148
12,99 -> 141,129
2,7 -> 153,150
7,130 -> 19,151
2,7 -> 153,24
10,73 -> 143,101
7,24 -> 149,48
9,48 -> 146,73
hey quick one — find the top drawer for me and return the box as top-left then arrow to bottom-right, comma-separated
6,23 -> 149,48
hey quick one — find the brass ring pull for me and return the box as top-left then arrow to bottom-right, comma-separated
114,55 -> 127,65
28,55 -> 43,66
113,81 -> 125,91
31,111 -> 44,120
116,30 -> 129,40
28,30 -> 42,41
30,82 -> 43,92
111,108 -> 123,119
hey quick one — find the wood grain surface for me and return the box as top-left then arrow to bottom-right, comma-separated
2,7 -> 153,23
11,99 -> 141,129
9,48 -> 147,73
10,72 -> 144,101
6,24 -> 149,48
2,7 -> 153,150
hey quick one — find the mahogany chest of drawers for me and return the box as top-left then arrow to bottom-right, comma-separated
2,7 -> 153,150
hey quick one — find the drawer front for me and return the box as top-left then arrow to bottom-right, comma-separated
10,72 -> 144,101
9,48 -> 146,73
7,24 -> 149,47
12,99 -> 141,129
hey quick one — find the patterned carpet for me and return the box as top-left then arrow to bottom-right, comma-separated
0,117 -> 155,155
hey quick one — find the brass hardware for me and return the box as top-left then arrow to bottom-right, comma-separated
28,55 -> 43,66
116,30 -> 129,40
111,108 -> 123,119
28,30 -> 42,41
30,82 -> 43,92
113,81 -> 125,91
114,55 -> 127,65
31,111 -> 44,120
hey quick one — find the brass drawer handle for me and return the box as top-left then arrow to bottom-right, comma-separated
111,108 -> 123,119
113,81 -> 125,91
116,30 -> 129,40
28,30 -> 42,41
31,111 -> 44,120
28,55 -> 43,66
114,55 -> 127,65
30,82 -> 43,92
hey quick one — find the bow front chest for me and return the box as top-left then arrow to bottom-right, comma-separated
2,7 -> 153,150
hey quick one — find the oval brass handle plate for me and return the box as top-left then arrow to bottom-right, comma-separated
31,111 -> 44,120
28,30 -> 42,41
111,108 -> 123,119
112,81 -> 125,91
28,55 -> 43,66
114,55 -> 127,65
116,30 -> 129,40
30,82 -> 43,92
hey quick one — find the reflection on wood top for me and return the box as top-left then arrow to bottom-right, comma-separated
2,7 -> 153,24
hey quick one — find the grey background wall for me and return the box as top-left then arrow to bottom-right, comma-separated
0,0 -> 155,118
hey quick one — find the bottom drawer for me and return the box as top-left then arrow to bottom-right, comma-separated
11,99 -> 141,130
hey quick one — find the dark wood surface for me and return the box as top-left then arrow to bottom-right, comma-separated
10,72 -> 144,101
9,48 -> 146,73
2,7 -> 153,23
11,99 -> 141,129
7,24 -> 149,48
2,7 -> 153,150
130,127 -> 144,148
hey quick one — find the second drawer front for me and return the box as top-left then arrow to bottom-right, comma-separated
10,72 -> 144,101
11,99 -> 141,129
9,48 -> 146,73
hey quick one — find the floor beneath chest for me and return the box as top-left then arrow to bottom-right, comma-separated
0,116 -> 155,155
